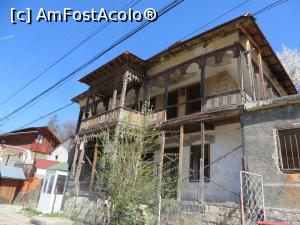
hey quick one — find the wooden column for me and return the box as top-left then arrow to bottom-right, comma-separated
75,108 -> 83,133
71,139 -> 79,179
157,131 -> 165,199
237,50 -> 245,104
258,52 -> 266,100
119,71 -> 129,108
246,40 -> 256,101
75,139 -> 86,188
200,62 -> 206,113
111,90 -> 118,110
89,143 -> 98,191
199,122 -> 205,203
177,125 -> 184,200
163,75 -> 169,110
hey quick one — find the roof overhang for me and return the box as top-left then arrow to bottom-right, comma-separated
78,51 -> 144,85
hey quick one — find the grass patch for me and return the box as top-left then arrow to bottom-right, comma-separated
23,207 -> 41,217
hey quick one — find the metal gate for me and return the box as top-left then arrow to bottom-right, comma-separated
240,171 -> 266,225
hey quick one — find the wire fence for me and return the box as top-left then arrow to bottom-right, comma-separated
240,171 -> 265,225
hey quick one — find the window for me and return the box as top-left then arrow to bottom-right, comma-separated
190,145 -> 210,182
167,91 -> 178,119
47,175 -> 54,194
277,127 -> 300,172
36,134 -> 44,144
55,175 -> 67,194
150,97 -> 156,111
186,83 -> 201,114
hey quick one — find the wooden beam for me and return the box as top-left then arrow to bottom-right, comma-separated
71,140 -> 79,179
75,139 -> 86,188
89,143 -> 98,191
177,125 -> 184,200
246,40 -> 257,101
239,25 -> 261,52
258,52 -> 267,100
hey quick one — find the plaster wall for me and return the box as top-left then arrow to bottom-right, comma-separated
164,123 -> 243,203
243,103 -> 300,209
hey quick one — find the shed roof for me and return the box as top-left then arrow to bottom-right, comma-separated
35,159 -> 60,170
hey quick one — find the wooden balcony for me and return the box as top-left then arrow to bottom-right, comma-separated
79,107 -> 166,133
31,142 -> 53,154
203,90 -> 242,112
79,91 -> 242,133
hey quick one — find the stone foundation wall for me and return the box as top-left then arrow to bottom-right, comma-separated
161,200 -> 241,225
63,195 -> 106,224
63,195 -> 300,225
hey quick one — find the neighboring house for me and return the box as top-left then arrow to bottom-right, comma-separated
67,14 -> 300,223
48,136 -> 75,163
0,126 -> 61,163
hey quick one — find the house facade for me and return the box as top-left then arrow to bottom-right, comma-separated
0,126 -> 61,165
69,14 -> 298,215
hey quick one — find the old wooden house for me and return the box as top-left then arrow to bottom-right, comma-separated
69,14 -> 299,219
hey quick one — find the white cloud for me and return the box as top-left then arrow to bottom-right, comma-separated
0,35 -> 15,41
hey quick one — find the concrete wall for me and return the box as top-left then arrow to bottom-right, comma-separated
165,123 -> 243,203
243,102 -> 300,209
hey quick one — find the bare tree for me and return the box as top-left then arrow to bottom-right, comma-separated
277,45 -> 300,92
47,114 -> 60,135
47,114 -> 76,141
59,120 -> 76,140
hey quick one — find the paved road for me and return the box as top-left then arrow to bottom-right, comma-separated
0,204 -> 31,225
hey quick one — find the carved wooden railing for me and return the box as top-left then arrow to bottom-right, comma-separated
79,107 -> 166,132
203,90 -> 242,112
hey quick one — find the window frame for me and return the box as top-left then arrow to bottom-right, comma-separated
189,144 -> 210,182
276,126 -> 300,173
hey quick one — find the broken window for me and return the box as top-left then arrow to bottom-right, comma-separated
190,145 -> 210,182
277,127 -> 300,172
167,90 -> 178,119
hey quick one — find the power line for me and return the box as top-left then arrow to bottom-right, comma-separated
0,0 -> 185,125
0,0 -> 143,107
180,0 -> 251,41
0,102 -> 74,135
15,102 -> 74,131
252,0 -> 288,16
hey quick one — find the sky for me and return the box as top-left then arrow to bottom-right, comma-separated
0,0 -> 300,132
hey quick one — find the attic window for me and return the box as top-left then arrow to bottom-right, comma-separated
277,127 -> 300,172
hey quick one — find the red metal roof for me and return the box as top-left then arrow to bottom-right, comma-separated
35,158 -> 60,170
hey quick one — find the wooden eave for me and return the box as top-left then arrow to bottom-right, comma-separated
144,14 -> 296,95
72,90 -> 89,103
78,51 -> 145,85
237,17 -> 297,95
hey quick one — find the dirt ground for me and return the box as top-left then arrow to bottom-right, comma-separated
0,204 -> 32,225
